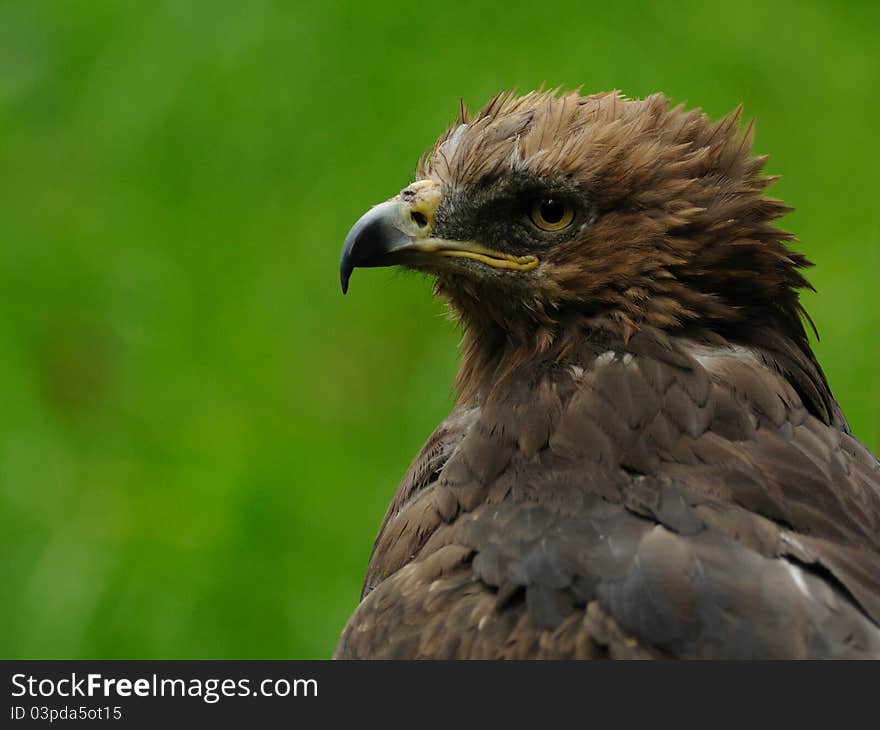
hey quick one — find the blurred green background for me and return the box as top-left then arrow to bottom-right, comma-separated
1,0 -> 877,659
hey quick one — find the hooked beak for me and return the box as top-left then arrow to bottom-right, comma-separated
339,180 -> 538,293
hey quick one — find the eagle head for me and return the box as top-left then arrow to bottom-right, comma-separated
340,90 -> 816,397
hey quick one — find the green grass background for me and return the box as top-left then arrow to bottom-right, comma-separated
1,0 -> 877,658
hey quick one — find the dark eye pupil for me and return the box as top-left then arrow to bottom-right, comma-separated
540,199 -> 564,223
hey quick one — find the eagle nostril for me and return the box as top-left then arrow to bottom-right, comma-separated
411,211 -> 428,228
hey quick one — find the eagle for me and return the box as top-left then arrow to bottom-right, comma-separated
335,90 -> 880,659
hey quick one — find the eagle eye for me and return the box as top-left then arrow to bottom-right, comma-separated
529,198 -> 574,232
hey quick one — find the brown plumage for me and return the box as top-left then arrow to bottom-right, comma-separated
336,90 -> 880,659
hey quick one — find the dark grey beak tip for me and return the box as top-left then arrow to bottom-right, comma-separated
339,227 -> 360,294
338,201 -> 411,296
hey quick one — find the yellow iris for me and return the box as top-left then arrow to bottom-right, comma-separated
530,198 -> 574,231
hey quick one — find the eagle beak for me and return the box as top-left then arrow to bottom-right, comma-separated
339,200 -> 418,294
340,181 -> 539,294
